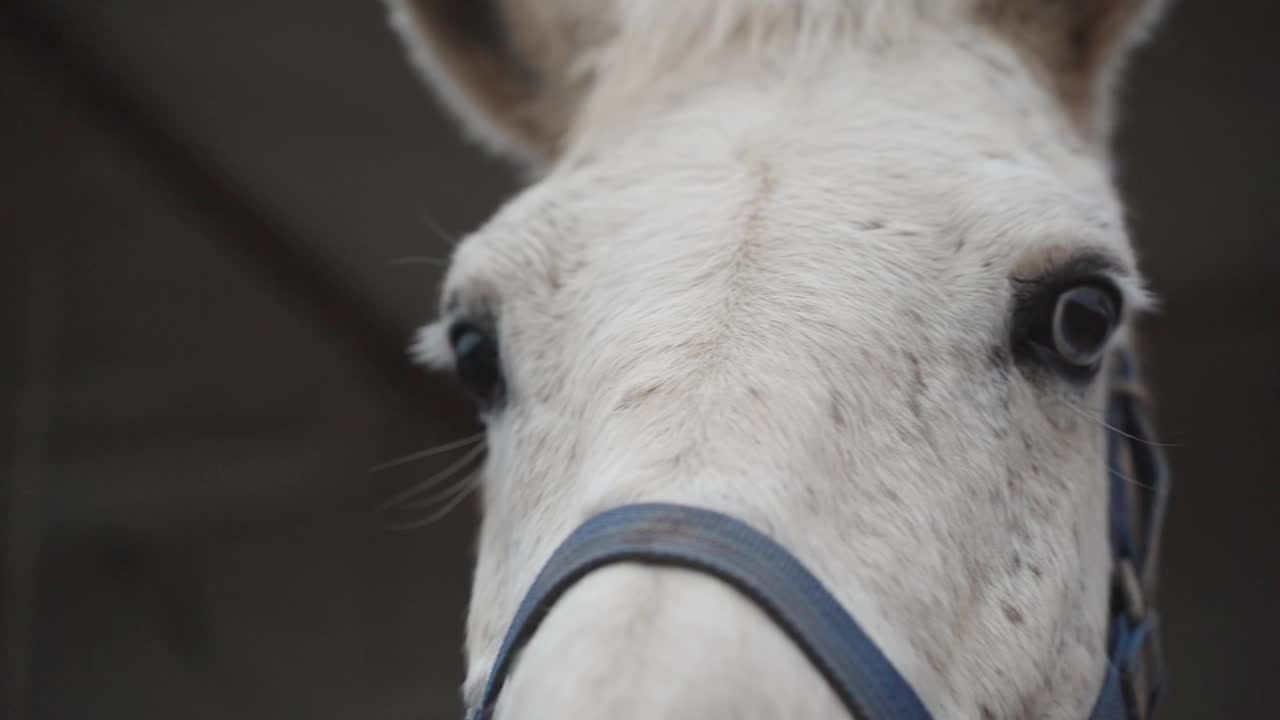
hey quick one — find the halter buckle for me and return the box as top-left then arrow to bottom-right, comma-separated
1122,617 -> 1165,720
1111,559 -> 1165,720
1116,558 -> 1146,624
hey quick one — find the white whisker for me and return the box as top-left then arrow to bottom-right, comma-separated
393,466 -> 483,511
369,432 -> 484,473
419,213 -> 461,247
1056,400 -> 1179,449
387,472 -> 481,530
388,256 -> 449,267
379,441 -> 487,510
1109,467 -> 1157,492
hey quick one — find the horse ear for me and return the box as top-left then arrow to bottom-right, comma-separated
980,0 -> 1169,139
383,0 -> 610,167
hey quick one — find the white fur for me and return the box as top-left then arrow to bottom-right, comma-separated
393,2 -> 1162,718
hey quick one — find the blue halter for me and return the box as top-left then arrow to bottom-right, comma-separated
469,351 -> 1169,719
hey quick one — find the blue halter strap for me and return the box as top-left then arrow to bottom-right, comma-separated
469,351 -> 1169,719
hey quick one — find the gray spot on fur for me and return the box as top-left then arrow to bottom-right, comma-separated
906,352 -> 925,422
989,343 -> 1011,370
800,485 -> 820,512
830,393 -> 847,428
1002,603 -> 1025,625
981,50 -> 1017,78
616,383 -> 665,411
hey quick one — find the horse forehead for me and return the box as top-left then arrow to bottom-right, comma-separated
559,72 -> 1110,249
500,132 -> 1115,293
449,52 -> 1126,333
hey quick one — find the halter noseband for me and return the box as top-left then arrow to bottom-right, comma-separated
469,351 -> 1169,720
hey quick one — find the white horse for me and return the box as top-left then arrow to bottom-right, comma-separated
384,1 -> 1168,718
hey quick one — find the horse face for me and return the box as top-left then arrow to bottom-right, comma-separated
389,2 -> 1166,717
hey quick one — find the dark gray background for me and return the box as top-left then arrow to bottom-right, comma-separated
2,1 -> 1276,718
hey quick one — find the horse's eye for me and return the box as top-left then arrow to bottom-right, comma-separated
1025,283 -> 1119,377
449,323 -> 503,402
1052,286 -> 1117,366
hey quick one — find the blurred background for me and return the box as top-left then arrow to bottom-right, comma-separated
1,1 -> 1276,718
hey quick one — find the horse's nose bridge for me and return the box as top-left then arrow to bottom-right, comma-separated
487,560 -> 856,720
604,372 -> 804,453
572,373 -> 841,519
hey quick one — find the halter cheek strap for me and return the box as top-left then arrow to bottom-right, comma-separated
469,352 -> 1169,720
1095,351 -> 1169,719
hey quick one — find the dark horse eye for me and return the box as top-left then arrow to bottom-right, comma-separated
1022,283 -> 1120,379
1052,285 -> 1117,367
449,323 -> 503,402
